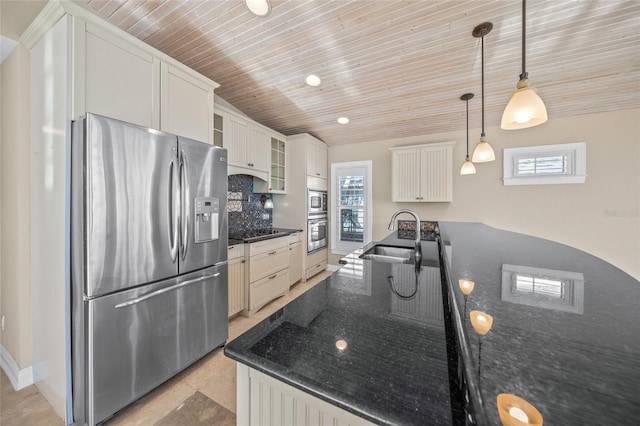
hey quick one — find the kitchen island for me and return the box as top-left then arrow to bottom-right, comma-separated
224,222 -> 640,425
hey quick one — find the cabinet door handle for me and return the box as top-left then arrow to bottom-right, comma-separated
268,250 -> 277,255
268,274 -> 277,279
241,260 -> 245,263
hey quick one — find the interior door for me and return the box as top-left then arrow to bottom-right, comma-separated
83,114 -> 178,297
178,136 -> 228,273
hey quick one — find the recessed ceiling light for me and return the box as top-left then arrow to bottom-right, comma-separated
305,74 -> 321,87
337,117 -> 349,124
245,0 -> 271,17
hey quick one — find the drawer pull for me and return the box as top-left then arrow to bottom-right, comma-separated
268,274 -> 277,280
268,251 -> 277,255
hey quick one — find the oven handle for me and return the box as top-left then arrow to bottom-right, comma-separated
308,217 -> 328,225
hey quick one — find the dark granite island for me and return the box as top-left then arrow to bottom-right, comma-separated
225,222 -> 640,425
438,222 -> 640,426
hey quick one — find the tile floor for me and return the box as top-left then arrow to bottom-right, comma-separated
0,271 -> 331,426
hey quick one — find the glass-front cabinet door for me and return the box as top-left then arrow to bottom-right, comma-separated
270,136 -> 286,192
213,113 -> 223,147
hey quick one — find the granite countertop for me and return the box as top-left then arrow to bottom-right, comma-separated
225,235 -> 460,425
225,222 -> 640,425
228,227 -> 302,246
438,222 -> 640,426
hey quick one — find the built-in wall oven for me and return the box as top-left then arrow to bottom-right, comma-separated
308,189 -> 328,216
308,216 -> 328,253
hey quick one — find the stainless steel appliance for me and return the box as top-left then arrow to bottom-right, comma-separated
308,216 -> 328,253
70,114 -> 228,425
308,189 -> 327,216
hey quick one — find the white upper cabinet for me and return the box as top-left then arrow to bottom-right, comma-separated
247,124 -> 270,174
390,141 -> 455,202
160,62 -> 215,144
73,21 -> 160,128
306,137 -> 328,180
71,15 -> 218,140
217,106 -> 271,182
226,113 -> 249,166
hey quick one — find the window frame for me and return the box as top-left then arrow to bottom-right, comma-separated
330,161 -> 373,256
503,142 -> 586,185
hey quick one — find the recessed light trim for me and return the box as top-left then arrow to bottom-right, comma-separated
245,0 -> 271,17
337,117 -> 349,124
305,74 -> 321,87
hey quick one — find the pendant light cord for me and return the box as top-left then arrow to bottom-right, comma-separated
521,0 -> 527,79
466,98 -> 470,157
481,33 -> 485,137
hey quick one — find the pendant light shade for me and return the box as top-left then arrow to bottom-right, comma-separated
501,0 -> 548,129
460,93 -> 476,175
472,135 -> 496,163
472,22 -> 496,163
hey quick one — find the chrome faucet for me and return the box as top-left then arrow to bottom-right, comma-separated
388,209 -> 422,268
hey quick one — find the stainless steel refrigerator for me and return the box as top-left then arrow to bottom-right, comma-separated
70,113 -> 228,425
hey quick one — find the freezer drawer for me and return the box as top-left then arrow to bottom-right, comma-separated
73,264 -> 228,425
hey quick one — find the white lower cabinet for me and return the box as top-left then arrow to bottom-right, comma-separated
244,236 -> 290,316
237,364 -> 373,426
305,248 -> 328,281
248,269 -> 289,313
228,244 -> 246,317
288,233 -> 303,286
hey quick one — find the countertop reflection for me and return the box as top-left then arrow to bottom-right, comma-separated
439,222 -> 640,425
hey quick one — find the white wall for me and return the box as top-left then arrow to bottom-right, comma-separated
0,39 -> 33,385
328,109 -> 640,280
0,0 -> 47,390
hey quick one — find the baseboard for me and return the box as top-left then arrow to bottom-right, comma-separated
0,343 -> 34,391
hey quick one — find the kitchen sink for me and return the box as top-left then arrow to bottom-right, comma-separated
359,244 -> 415,264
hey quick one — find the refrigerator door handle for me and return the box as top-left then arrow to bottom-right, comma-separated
168,157 -> 179,262
179,149 -> 190,260
114,272 -> 221,308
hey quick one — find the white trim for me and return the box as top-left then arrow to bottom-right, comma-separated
388,140 -> 456,151
503,142 -> 587,186
330,161 -> 373,255
1,343 -> 34,391
20,0 -> 65,48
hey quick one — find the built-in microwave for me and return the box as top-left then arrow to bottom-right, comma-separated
308,190 -> 327,216
307,216 -> 328,253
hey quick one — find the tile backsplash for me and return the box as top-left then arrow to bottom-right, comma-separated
228,174 -> 272,235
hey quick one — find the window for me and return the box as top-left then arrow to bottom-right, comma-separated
331,161 -> 372,255
503,142 -> 586,185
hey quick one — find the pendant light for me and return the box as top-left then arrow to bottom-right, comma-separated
501,0 -> 548,129
460,93 -> 476,175
472,22 -> 496,163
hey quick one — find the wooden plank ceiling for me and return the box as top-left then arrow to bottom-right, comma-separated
73,0 -> 640,146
